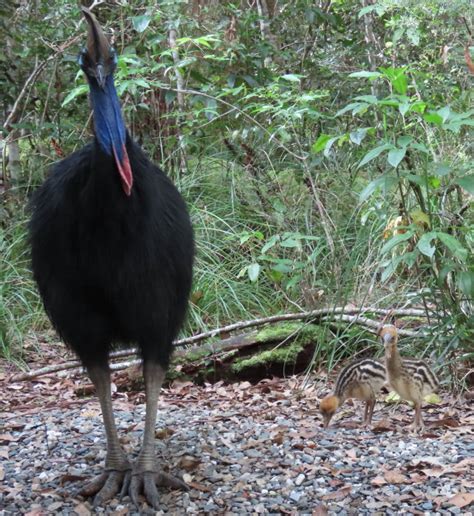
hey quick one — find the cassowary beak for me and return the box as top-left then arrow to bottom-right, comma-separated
81,7 -> 112,90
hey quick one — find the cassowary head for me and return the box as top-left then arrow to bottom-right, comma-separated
78,7 -> 133,196
79,7 -> 116,89
380,324 -> 398,358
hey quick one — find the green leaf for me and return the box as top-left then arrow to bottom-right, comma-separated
380,231 -> 414,255
424,393 -> 442,404
397,135 -> 413,147
410,209 -> 430,228
410,101 -> 426,114
358,5 -> 378,17
311,134 -> 332,154
132,15 -> 151,33
380,67 -> 407,95
349,71 -> 382,78
359,173 -> 397,202
387,147 -> 406,168
433,162 -> 451,177
349,128 -> 368,145
336,102 -> 365,116
385,391 -> 402,403
261,235 -> 280,254
358,143 -> 392,168
61,84 -> 88,107
324,136 -> 340,157
410,143 -> 430,154
417,232 -> 437,258
354,95 -> 378,104
424,112 -> 443,125
381,255 -> 405,282
280,74 -> 301,82
399,103 -> 410,116
458,271 -> 474,298
438,233 -> 468,262
437,106 -> 451,122
455,174 -> 474,195
281,237 -> 302,249
247,263 -> 261,282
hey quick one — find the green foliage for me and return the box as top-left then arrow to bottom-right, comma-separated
1,0 -> 472,380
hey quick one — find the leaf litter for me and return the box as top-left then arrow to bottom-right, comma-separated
1,354 -> 473,514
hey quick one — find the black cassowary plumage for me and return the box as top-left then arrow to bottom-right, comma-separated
30,136 -> 193,368
29,7 -> 194,508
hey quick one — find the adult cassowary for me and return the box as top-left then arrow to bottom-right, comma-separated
29,8 -> 194,508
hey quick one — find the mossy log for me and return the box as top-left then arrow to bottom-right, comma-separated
112,323 -> 322,390
167,322 -> 323,384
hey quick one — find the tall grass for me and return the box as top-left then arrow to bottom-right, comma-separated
0,215 -> 45,359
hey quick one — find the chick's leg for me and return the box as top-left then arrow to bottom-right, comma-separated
412,402 -> 424,432
81,365 -> 131,506
129,361 -> 188,509
364,399 -> 376,426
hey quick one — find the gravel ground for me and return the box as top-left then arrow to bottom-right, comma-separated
1,379 -> 473,515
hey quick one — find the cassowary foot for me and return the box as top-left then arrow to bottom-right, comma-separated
129,467 -> 189,509
79,468 -> 132,507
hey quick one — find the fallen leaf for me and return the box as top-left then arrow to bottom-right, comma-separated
187,481 -> 212,492
372,420 -> 393,433
155,427 -> 175,439
60,474 -> 87,485
73,503 -> 91,516
448,492 -> 474,508
272,432 -> 284,445
321,485 -> 351,500
0,433 -> 16,442
182,473 -> 193,483
424,393 -> 442,404
385,391 -> 402,403
384,469 -> 408,484
177,455 -> 201,472
429,417 -> 459,428
312,504 -> 329,516
346,448 -> 357,460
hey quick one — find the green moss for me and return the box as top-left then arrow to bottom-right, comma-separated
230,322 -> 322,374
173,346 -> 211,364
231,341 -> 303,373
254,322 -> 324,344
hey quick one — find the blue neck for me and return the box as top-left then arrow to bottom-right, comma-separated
88,75 -> 126,160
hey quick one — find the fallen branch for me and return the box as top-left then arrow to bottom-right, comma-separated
12,306 -> 435,381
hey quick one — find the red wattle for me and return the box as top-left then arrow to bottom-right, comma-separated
113,144 -> 133,196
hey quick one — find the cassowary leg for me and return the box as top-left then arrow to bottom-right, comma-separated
129,361 -> 188,509
80,365 -> 131,506
411,402 -> 424,433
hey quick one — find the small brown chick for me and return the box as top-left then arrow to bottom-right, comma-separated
320,359 -> 386,428
380,325 -> 439,432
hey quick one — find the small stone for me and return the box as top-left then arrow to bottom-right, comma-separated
295,474 -> 305,486
289,490 -> 301,502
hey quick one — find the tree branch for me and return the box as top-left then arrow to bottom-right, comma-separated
11,306 -> 436,381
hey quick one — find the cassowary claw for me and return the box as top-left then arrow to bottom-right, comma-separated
79,469 -> 131,506
129,470 -> 189,509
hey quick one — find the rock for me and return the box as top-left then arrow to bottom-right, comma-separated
295,474 -> 305,486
